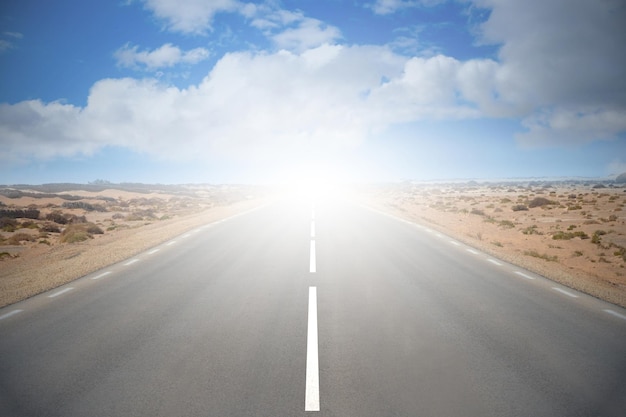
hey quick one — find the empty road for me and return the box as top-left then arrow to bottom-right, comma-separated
1,197 -> 625,416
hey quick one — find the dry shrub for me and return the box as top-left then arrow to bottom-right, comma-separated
60,223 -> 104,243
7,232 -> 36,245
41,223 -> 61,233
0,217 -> 18,232
529,197 -> 556,208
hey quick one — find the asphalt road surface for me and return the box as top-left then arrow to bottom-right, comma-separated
1,197 -> 625,416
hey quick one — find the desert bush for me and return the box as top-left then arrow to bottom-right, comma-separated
62,201 -> 107,212
46,211 -> 69,224
591,230 -> 606,245
60,229 -> 91,243
19,220 -> 39,230
470,209 -> 485,216
0,208 -> 40,219
552,231 -> 589,240
85,223 -> 104,234
512,204 -> 528,211
0,217 -> 18,232
499,220 -> 516,229
524,250 -> 558,262
60,223 -> 104,243
528,197 -> 556,208
7,232 -> 36,245
41,223 -> 61,233
521,225 -> 542,235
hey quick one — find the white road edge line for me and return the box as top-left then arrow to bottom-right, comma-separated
603,309 -> 626,320
487,259 -> 503,266
552,287 -> 579,298
148,249 -> 160,255
92,271 -> 112,280
466,249 -> 479,255
49,288 -> 74,298
310,240 -> 316,273
0,310 -> 23,320
449,240 -> 460,246
311,221 -> 316,238
514,271 -> 535,280
166,241 -> 177,246
124,259 -> 140,266
305,286 -> 320,412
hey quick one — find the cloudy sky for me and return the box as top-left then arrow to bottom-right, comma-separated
1,0 -> 625,184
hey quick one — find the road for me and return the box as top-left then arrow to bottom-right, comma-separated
1,197 -> 625,416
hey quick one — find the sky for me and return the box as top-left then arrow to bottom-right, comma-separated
1,0 -> 625,185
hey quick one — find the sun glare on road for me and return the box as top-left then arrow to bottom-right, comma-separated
280,165 -> 353,204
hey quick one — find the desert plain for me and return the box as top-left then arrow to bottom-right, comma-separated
2,180 -> 626,309
0,183 -> 266,308
363,179 -> 626,308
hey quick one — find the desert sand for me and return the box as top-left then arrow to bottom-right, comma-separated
361,180 -> 626,308
3,181 -> 625,309
0,184 -> 267,308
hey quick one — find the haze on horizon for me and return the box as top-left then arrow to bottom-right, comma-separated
1,0 -> 625,185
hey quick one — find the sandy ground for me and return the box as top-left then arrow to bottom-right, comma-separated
3,181 -> 625,309
359,181 -> 626,308
0,185 -> 267,308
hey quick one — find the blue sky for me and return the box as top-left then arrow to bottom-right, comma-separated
1,0 -> 625,185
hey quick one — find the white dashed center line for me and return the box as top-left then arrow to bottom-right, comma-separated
311,221 -> 316,238
148,249 -> 160,255
449,240 -> 460,246
305,286 -> 320,412
466,248 -> 479,255
310,240 -> 316,273
487,259 -> 503,266
124,259 -> 140,266
166,240 -> 177,246
49,288 -> 74,298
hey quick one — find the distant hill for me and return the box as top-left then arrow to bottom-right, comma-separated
616,173 -> 626,183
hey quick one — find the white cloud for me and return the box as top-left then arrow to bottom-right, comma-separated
272,18 -> 341,52
137,0 -> 241,34
2,0 -> 625,171
368,0 -> 444,15
516,106 -> 626,148
607,160 -> 626,177
472,0 -> 626,146
0,46 -> 405,166
114,43 -> 210,70
3,32 -> 23,39
249,8 -> 342,52
0,31 -> 23,53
